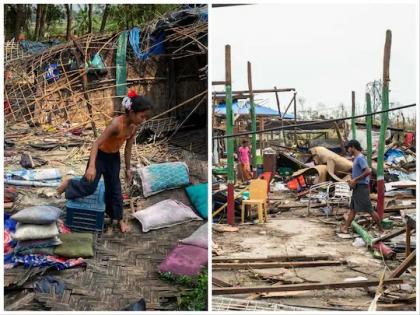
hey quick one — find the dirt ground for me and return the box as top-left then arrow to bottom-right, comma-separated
212,190 -> 416,311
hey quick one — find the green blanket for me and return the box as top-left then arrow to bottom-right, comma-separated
54,233 -> 94,258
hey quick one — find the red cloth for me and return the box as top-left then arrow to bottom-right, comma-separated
404,132 -> 414,147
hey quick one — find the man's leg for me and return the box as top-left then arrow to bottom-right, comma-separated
340,209 -> 356,233
370,210 -> 384,233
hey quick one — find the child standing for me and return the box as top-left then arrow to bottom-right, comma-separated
57,91 -> 152,233
238,140 -> 252,183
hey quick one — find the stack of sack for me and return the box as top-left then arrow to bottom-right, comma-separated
12,206 -> 63,256
11,206 -> 94,259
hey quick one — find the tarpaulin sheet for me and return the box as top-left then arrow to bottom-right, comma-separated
116,31 -> 128,98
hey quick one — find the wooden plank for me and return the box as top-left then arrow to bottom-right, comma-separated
390,250 -> 416,278
372,227 -> 406,243
213,260 -> 345,270
212,254 -> 333,263
212,278 -> 404,295
212,277 -> 233,288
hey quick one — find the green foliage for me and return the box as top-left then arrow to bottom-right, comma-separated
3,4 -> 180,40
46,4 -> 64,24
159,270 -> 208,311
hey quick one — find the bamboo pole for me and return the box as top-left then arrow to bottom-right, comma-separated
351,91 -> 356,140
366,92 -> 373,167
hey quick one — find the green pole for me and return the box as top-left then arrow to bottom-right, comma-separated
248,62 -> 257,169
351,91 -> 356,140
366,93 -> 373,168
226,84 -> 234,182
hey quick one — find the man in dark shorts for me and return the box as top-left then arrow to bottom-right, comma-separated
340,140 -> 384,234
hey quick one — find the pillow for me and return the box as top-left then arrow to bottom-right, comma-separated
15,237 -> 62,253
11,206 -> 62,224
137,162 -> 190,197
180,223 -> 208,249
159,244 -> 208,276
53,233 -> 94,258
13,223 -> 59,241
132,199 -> 202,233
185,183 -> 208,219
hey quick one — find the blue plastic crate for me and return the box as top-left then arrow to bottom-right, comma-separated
66,180 -> 105,232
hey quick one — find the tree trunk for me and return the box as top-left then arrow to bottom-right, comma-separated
34,4 -> 42,40
38,4 -> 48,40
14,4 -> 25,40
65,4 -> 72,40
100,4 -> 109,33
88,4 -> 93,33
23,4 -> 31,35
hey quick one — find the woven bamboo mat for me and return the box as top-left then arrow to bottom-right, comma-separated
4,188 -> 204,311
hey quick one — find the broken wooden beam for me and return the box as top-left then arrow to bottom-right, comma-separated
212,278 -> 404,295
213,88 -> 296,95
213,260 -> 345,270
212,277 -> 233,288
212,254 -> 333,263
390,250 -> 416,278
372,227 -> 406,244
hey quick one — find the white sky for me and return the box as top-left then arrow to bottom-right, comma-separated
212,2 -> 418,118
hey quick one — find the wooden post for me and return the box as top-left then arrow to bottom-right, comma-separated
274,86 -> 284,143
390,250 -> 415,278
72,41 -> 98,137
225,45 -> 235,226
377,30 -> 392,220
366,93 -> 373,167
351,91 -> 356,140
293,92 -> 297,146
248,61 -> 257,170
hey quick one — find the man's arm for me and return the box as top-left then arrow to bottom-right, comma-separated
353,167 -> 371,183
352,157 -> 371,184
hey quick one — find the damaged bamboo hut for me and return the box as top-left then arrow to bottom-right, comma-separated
4,5 -> 208,312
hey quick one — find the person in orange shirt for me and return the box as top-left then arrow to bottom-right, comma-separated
57,90 -> 152,233
238,139 -> 252,183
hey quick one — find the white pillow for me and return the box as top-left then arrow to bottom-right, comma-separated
180,223 -> 208,248
132,199 -> 202,233
13,223 -> 59,241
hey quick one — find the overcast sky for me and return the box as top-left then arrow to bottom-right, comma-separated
212,2 -> 418,118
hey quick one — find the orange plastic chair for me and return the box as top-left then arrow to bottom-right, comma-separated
241,179 -> 268,224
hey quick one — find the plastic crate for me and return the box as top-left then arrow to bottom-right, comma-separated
66,180 -> 105,232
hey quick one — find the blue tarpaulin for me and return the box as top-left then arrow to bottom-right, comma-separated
214,101 -> 294,118
129,27 -> 165,61
20,39 -> 60,55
